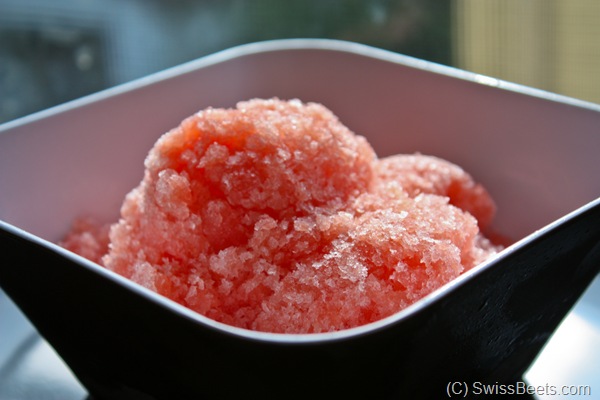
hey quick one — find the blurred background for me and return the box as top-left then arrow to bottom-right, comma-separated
1,0 -> 600,124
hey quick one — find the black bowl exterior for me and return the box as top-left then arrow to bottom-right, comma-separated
1,200 -> 599,400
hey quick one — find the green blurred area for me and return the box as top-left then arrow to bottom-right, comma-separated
0,0 -> 451,123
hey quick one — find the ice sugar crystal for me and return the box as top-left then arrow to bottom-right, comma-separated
61,98 -> 501,333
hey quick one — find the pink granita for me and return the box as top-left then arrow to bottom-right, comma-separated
61,98 -> 501,333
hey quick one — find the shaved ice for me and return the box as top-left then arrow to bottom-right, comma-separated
61,98 -> 501,333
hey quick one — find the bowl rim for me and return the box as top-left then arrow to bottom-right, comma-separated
1,38 -> 600,344
2,38 -> 600,134
2,198 -> 599,345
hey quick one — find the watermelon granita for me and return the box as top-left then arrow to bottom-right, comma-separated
61,98 -> 502,333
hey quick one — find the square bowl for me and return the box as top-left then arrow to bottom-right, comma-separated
1,39 -> 599,399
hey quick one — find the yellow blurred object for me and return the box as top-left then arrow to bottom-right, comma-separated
453,0 -> 600,105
